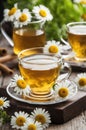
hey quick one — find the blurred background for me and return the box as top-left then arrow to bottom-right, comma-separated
0,0 -> 86,41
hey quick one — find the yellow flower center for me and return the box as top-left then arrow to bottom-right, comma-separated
17,79 -> 27,89
0,99 -> 4,106
78,78 -> 86,87
80,0 -> 86,4
39,10 -> 47,17
19,13 -> 28,22
28,124 -> 36,130
82,13 -> 86,21
58,87 -> 69,98
8,7 -> 17,16
16,116 -> 26,126
35,114 -> 46,124
49,45 -> 58,53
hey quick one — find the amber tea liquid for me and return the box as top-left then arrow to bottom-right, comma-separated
13,28 -> 46,55
19,55 -> 61,95
67,25 -> 86,61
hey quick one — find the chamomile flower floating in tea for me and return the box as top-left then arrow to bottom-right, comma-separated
14,9 -> 32,28
30,108 -> 51,129
75,73 -> 86,90
0,97 -> 10,110
3,3 -> 20,22
54,80 -> 75,98
22,118 -> 43,130
43,40 -> 62,55
10,74 -> 30,95
32,5 -> 53,21
11,111 -> 30,130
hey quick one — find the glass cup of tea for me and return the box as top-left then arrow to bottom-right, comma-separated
18,47 -> 71,101
13,18 -> 46,55
1,18 -> 46,55
67,22 -> 86,61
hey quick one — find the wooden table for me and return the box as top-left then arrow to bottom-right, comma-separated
0,35 -> 86,130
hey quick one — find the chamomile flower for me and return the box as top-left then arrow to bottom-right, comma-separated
14,8 -> 32,28
11,111 -> 29,130
3,3 -> 20,22
54,80 -> 76,98
73,0 -> 81,3
74,0 -> 86,4
10,74 -> 30,95
22,118 -> 43,130
0,97 -> 10,110
30,108 -> 51,129
75,73 -> 86,90
80,0 -> 86,4
32,5 -> 53,21
44,40 -> 62,55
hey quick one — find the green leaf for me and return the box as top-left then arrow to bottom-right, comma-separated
5,0 -> 83,40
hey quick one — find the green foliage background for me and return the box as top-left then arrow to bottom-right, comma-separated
5,0 -> 83,41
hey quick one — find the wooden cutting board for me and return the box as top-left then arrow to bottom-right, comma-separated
0,88 -> 86,124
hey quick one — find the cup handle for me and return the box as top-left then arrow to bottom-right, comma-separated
57,62 -> 71,82
0,20 -> 14,47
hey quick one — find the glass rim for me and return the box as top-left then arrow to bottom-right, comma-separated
18,47 -> 62,65
67,21 -> 86,27
27,16 -> 45,24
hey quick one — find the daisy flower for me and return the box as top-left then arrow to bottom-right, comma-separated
0,97 -> 10,110
10,74 -> 30,95
32,5 -> 53,21
75,73 -> 86,90
30,108 -> 51,129
11,111 -> 29,130
22,118 -> 43,130
3,3 -> 20,22
14,8 -> 32,28
73,0 -> 81,3
54,80 -> 76,98
74,0 -> 86,4
43,40 -> 62,55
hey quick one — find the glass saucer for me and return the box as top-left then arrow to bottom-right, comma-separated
62,51 -> 86,68
6,80 -> 77,105
61,38 -> 86,68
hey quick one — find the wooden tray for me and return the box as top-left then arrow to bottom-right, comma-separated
0,88 -> 86,124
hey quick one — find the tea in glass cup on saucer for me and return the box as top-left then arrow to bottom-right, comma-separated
67,22 -> 86,61
13,19 -> 46,55
18,47 -> 71,101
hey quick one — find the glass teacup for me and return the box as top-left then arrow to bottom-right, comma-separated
67,22 -> 86,61
1,18 -> 46,55
13,18 -> 46,55
18,47 -> 71,101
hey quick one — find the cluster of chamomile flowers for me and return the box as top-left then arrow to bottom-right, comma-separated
3,3 -> 66,56
0,96 -> 51,130
8,71 -> 86,103
3,3 -> 53,28
1,72 -> 86,129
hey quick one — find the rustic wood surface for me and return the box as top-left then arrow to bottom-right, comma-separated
0,35 -> 86,130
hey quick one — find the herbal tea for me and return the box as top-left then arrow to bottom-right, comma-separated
18,47 -> 71,101
13,28 -> 46,55
67,23 -> 86,61
19,55 -> 61,95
